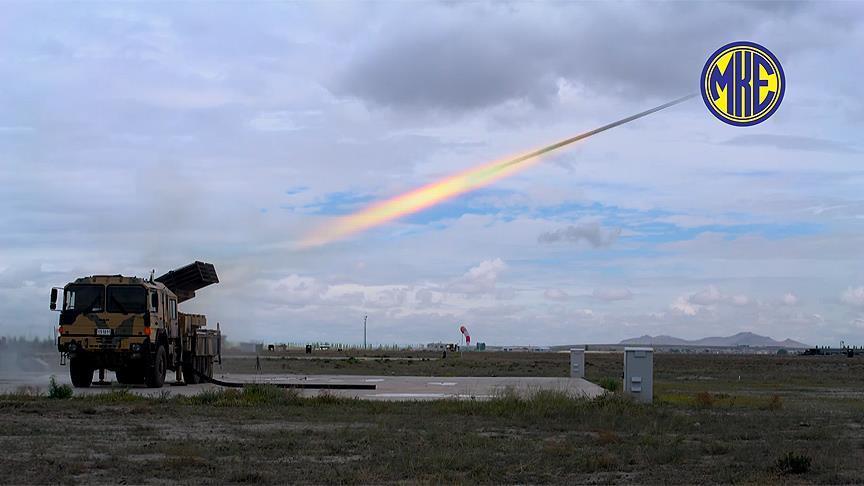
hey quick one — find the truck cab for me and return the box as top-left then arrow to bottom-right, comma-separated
52,262 -> 220,388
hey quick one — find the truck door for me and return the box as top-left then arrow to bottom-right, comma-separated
168,298 -> 178,338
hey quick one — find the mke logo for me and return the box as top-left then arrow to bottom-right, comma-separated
701,41 -> 785,126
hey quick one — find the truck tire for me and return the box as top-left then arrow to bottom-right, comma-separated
69,358 -> 93,388
144,346 -> 167,388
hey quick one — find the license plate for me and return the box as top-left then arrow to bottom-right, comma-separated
96,328 -> 112,336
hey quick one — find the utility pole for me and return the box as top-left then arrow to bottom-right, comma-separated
363,315 -> 368,350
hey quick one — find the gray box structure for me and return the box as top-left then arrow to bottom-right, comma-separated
570,347 -> 585,378
623,347 -> 653,403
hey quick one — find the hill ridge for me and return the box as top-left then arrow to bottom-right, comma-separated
619,332 -> 809,348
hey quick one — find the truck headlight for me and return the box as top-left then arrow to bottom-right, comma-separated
68,343 -> 78,352
131,344 -> 141,352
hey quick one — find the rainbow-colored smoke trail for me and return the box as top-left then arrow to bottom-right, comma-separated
299,95 -> 694,248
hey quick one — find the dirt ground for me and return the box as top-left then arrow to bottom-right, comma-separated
1,352 -> 863,484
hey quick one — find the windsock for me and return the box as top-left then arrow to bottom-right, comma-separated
459,325 -> 471,345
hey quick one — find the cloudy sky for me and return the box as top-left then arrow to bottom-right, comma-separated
2,1 -> 863,346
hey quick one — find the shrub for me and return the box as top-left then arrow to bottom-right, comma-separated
241,384 -> 299,405
185,388 -> 225,405
230,472 -> 264,483
775,451 -> 812,475
763,394 -> 783,411
694,391 -> 715,409
597,377 -> 620,392
596,429 -> 621,445
83,389 -> 143,404
702,440 -> 732,455
48,376 -> 73,399
183,385 -> 301,407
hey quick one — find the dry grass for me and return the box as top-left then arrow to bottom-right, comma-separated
1,353 -> 863,484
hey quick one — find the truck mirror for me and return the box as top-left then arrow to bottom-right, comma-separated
150,292 -> 159,311
50,288 -> 58,311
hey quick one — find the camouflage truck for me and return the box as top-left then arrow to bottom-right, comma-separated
50,261 -> 221,388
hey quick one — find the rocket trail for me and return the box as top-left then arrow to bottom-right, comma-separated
299,94 -> 696,248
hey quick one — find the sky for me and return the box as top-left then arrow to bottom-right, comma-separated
1,1 -> 863,346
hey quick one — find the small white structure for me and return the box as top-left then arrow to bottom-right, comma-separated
624,347 -> 653,403
570,347 -> 585,378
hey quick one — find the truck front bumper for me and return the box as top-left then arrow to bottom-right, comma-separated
59,336 -> 150,363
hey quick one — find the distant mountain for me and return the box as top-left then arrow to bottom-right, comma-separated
619,334 -> 691,346
620,332 -> 809,348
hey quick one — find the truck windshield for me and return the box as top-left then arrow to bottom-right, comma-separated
106,285 -> 147,314
64,285 -> 104,313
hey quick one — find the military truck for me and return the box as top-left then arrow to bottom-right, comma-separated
50,261 -> 221,388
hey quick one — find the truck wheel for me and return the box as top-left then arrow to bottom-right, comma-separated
69,358 -> 93,388
144,346 -> 167,388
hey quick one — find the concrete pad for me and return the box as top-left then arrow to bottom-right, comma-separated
0,372 -> 605,401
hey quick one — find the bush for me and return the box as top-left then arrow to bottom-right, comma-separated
763,394 -> 783,411
188,388 -> 224,405
775,451 -> 812,475
702,440 -> 732,455
81,389 -> 143,404
597,377 -> 620,392
694,391 -> 715,409
48,376 -> 73,399
240,384 -> 300,405
183,385 -> 301,407
596,429 -> 621,445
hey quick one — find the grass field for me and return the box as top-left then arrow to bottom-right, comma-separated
2,352 -> 863,484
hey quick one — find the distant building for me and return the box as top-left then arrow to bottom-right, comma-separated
502,345 -> 550,352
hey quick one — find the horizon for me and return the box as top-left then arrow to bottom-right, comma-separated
0,330 -> 815,349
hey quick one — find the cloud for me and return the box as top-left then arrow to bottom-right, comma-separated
842,287 -> 864,307
449,258 -> 508,295
723,134 -> 858,154
247,111 -> 307,132
670,297 -> 698,316
269,275 -> 326,307
361,287 -> 409,309
730,295 -> 750,306
331,2 -> 841,111
0,126 -> 34,133
544,288 -> 571,301
0,263 -> 46,289
782,292 -> 799,306
592,287 -> 633,301
684,286 -> 754,308
669,286 -> 755,318
537,223 -> 620,247
689,286 -> 723,305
